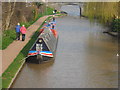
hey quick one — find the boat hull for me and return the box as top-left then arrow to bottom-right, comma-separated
26,55 -> 54,64
26,24 -> 58,64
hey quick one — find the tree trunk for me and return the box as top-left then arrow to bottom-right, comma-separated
34,8 -> 38,20
4,2 -> 16,30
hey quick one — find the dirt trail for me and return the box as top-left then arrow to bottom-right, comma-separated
1,16 -> 49,75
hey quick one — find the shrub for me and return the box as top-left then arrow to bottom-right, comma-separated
111,18 -> 120,32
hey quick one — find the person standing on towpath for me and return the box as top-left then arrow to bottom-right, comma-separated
53,9 -> 57,15
20,25 -> 27,41
15,23 -> 21,40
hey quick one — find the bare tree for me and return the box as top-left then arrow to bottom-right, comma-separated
4,2 -> 16,30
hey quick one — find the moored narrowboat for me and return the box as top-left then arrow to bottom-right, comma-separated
26,20 -> 58,64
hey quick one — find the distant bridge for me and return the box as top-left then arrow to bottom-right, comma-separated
47,2 -> 85,16
57,2 -> 85,16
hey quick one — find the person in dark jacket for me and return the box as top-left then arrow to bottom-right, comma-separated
53,9 -> 57,15
54,9 -> 57,14
15,23 -> 21,40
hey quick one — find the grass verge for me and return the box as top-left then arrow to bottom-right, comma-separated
1,16 -> 53,88
2,30 -> 16,50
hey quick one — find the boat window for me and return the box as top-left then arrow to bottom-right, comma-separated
36,43 -> 41,51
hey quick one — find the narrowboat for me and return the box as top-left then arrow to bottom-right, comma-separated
26,23 -> 58,64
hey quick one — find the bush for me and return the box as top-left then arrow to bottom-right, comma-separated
111,18 -> 120,32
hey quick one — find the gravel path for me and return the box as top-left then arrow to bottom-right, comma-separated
1,16 -> 49,75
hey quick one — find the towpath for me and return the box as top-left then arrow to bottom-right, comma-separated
1,15 -> 50,75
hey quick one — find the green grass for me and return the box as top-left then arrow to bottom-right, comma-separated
0,77 -> 2,90
2,7 -> 54,50
56,14 -> 66,17
2,30 -> 16,50
2,17 -> 51,88
46,7 -> 54,15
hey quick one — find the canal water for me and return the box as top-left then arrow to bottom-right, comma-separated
11,5 -> 118,88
